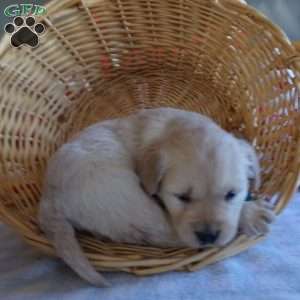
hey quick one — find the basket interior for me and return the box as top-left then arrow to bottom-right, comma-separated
0,0 -> 299,273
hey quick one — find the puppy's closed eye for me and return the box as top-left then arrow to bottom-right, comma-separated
176,193 -> 192,204
175,188 -> 193,204
225,190 -> 236,202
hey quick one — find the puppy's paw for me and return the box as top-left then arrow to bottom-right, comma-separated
239,200 -> 276,237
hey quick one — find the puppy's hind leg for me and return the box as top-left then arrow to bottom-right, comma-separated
39,205 -> 109,287
54,217 -> 110,287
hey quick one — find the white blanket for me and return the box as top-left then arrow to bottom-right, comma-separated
0,194 -> 300,300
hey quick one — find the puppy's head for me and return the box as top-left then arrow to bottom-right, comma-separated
137,126 -> 260,248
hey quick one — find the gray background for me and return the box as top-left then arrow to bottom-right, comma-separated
0,0 -> 299,40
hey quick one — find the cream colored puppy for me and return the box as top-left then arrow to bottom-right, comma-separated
39,107 -> 275,286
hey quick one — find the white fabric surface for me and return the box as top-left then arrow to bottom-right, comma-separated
0,194 -> 299,300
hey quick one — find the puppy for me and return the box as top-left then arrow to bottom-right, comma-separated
39,107 -> 275,286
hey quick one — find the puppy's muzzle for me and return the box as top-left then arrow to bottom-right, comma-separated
195,229 -> 220,245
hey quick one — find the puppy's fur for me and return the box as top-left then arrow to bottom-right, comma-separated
39,108 -> 275,286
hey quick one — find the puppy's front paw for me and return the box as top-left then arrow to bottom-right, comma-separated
239,200 -> 276,237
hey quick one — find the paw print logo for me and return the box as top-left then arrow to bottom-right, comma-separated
4,16 -> 45,48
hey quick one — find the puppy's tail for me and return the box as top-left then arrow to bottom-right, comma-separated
39,206 -> 109,287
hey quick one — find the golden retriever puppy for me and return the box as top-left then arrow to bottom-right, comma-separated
39,108 -> 275,286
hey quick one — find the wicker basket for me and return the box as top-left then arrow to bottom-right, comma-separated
0,0 -> 300,276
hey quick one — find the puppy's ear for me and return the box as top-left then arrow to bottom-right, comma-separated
238,139 -> 261,190
136,143 -> 167,195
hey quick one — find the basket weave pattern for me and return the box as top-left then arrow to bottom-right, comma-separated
0,0 -> 300,275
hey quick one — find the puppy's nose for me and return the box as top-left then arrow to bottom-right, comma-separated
195,230 -> 220,245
